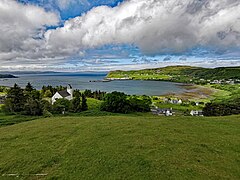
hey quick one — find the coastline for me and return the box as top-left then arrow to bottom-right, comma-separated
162,84 -> 216,101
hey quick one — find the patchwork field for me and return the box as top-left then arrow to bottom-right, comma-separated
0,115 -> 239,179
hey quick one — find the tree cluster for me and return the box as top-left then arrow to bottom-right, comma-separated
100,91 -> 152,113
203,98 -> 240,116
3,83 -> 88,116
41,85 -> 66,98
4,83 -> 43,116
84,89 -> 106,100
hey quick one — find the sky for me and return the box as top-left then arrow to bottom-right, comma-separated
0,0 -> 240,71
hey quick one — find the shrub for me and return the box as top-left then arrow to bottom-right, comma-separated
43,109 -> 53,118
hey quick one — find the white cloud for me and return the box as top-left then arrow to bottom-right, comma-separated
0,0 -> 59,60
45,0 -> 240,56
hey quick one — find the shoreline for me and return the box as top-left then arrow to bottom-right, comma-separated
161,84 -> 216,101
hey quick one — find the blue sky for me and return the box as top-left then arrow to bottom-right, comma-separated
0,0 -> 240,71
17,0 -> 124,20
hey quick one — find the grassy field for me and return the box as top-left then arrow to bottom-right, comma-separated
0,115 -> 239,179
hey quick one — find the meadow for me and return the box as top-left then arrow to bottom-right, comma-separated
0,114 -> 239,179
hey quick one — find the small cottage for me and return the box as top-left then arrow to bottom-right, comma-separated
52,84 -> 73,104
151,108 -> 174,116
190,110 -> 203,116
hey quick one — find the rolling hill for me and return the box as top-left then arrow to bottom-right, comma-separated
0,115 -> 240,179
107,66 -> 240,83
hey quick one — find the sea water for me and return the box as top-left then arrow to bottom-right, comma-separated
0,72 -> 185,96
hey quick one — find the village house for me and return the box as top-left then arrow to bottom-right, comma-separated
151,108 -> 174,116
190,110 -> 204,116
168,99 -> 182,104
210,79 -> 236,85
52,84 -> 73,104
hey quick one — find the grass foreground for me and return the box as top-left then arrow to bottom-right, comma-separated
0,115 -> 240,179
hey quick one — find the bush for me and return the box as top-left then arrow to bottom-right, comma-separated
43,109 -> 53,118
41,100 -> 52,112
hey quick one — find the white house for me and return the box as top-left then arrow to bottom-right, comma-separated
151,108 -> 174,116
190,110 -> 203,116
168,99 -> 182,104
52,84 -> 73,104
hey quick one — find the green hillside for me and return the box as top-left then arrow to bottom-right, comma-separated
0,115 -> 240,179
107,66 -> 240,83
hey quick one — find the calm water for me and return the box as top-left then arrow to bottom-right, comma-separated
0,72 -> 185,96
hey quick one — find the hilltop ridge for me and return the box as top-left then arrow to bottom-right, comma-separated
106,66 -> 240,84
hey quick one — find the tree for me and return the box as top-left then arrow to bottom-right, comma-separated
30,90 -> 41,100
203,98 -> 240,116
129,96 -> 151,112
25,82 -> 34,92
53,99 -> 70,114
84,89 -> 92,98
70,91 -> 82,113
44,90 -> 52,98
100,91 -> 130,113
3,84 -> 25,113
41,99 -> 52,112
81,93 -> 88,111
23,98 -> 43,116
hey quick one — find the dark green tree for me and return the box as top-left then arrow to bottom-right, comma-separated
3,84 -> 25,113
44,90 -> 52,98
100,91 -> 130,113
84,89 -> 92,98
25,82 -> 34,92
70,91 -> 82,113
53,99 -> 70,114
129,96 -> 151,112
23,98 -> 43,116
41,99 -> 53,112
81,93 -> 88,111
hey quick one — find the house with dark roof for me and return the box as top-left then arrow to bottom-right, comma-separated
52,84 -> 73,104
151,108 -> 174,116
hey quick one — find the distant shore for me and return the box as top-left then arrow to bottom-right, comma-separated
0,74 -> 18,79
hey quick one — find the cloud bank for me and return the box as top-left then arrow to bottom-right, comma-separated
46,0 -> 240,56
0,0 -> 240,70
